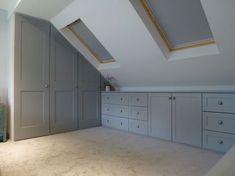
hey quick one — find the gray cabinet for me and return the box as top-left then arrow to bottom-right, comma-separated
14,14 -> 101,140
172,93 -> 202,147
148,93 -> 172,141
203,93 -> 235,152
14,15 -> 50,140
49,26 -> 78,133
78,56 -> 101,129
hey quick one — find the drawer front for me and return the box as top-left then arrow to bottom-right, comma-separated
129,93 -> 147,107
102,93 -> 128,105
203,94 -> 235,113
113,117 -> 129,131
102,115 -> 114,128
129,119 -> 148,135
102,104 -> 129,118
203,130 -> 235,152
129,107 -> 148,121
203,112 -> 235,134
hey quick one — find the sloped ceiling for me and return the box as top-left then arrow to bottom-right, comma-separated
15,0 -> 74,20
51,0 -> 235,91
8,0 -> 235,91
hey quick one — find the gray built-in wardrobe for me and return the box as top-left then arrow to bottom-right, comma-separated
14,14 -> 101,140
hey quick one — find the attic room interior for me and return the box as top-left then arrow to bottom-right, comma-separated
0,0 -> 235,176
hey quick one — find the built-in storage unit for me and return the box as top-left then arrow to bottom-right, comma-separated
203,93 -> 235,152
148,93 -> 202,147
13,14 -> 101,140
0,104 -> 7,142
102,92 -> 202,147
102,93 -> 148,135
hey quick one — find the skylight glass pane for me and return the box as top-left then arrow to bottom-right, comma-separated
144,0 -> 215,49
69,20 -> 114,63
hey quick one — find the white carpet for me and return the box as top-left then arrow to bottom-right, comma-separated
0,127 -> 222,176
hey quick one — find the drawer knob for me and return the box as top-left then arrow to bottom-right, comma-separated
137,112 -> 140,115
121,122 -> 123,126
120,98 -> 123,101
218,101 -> 223,105
137,125 -> 140,129
217,140 -> 224,145
107,97 -> 110,100
136,98 -> 140,102
120,110 -> 123,113
169,97 -> 172,100
107,120 -> 109,123
107,108 -> 110,111
218,120 -> 224,125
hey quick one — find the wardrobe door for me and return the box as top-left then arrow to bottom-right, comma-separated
14,15 -> 50,140
148,93 -> 172,141
50,26 -> 78,133
172,93 -> 202,147
78,55 -> 101,129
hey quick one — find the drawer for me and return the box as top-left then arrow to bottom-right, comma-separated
102,115 -> 114,128
203,130 -> 235,153
203,94 -> 235,113
203,112 -> 235,134
129,93 -> 147,107
129,119 -> 148,135
102,93 -> 128,105
102,115 -> 128,131
113,117 -> 129,131
129,107 -> 148,121
102,104 -> 129,118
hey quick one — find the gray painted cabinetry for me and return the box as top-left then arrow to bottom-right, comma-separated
14,14 -> 101,140
203,93 -> 235,152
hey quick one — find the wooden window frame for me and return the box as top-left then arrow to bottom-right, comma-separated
140,0 -> 216,51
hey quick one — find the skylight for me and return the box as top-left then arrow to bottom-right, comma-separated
68,19 -> 115,63
140,0 -> 215,51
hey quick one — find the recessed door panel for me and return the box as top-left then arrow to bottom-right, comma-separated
14,15 -> 50,140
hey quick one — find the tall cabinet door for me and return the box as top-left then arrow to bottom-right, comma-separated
14,15 -> 50,140
78,55 -> 101,129
148,93 -> 172,141
50,26 -> 78,134
172,93 -> 202,147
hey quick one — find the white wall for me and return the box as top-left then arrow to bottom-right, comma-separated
0,10 -> 9,104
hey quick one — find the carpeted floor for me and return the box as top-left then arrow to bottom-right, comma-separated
0,127 -> 222,176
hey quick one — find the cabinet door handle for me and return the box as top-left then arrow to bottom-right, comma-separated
136,112 -> 140,115
107,120 -> 109,123
218,101 -> 223,105
137,125 -> 140,129
217,140 -> 223,145
120,122 -> 123,126
120,98 -> 123,101
120,110 -> 123,113
173,97 -> 176,100
107,108 -> 110,111
218,120 -> 224,125
44,84 -> 49,88
169,97 -> 172,100
136,98 -> 140,102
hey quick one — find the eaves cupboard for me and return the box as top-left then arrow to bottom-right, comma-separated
102,92 -> 235,152
13,14 -> 101,140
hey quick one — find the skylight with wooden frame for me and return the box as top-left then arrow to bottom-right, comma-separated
140,0 -> 216,51
67,19 -> 115,64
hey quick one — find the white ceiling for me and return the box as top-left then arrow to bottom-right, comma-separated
51,0 -> 235,91
0,0 -> 19,13
16,0 -> 75,20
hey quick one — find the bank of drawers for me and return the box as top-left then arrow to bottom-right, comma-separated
102,93 -> 148,135
203,93 -> 235,152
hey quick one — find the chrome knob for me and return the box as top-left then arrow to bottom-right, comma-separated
218,120 -> 223,125
44,84 -> 49,88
